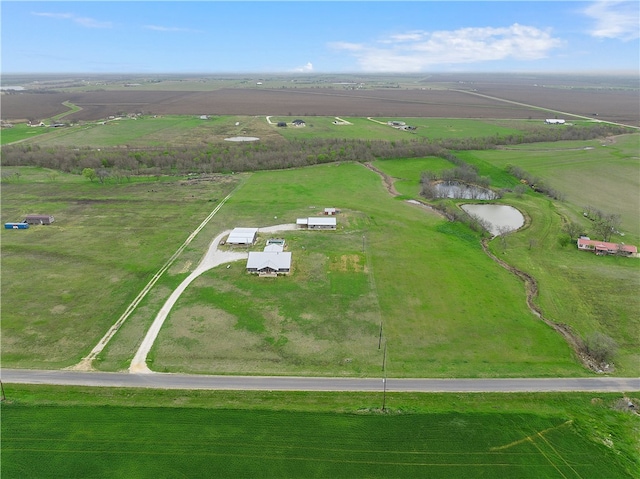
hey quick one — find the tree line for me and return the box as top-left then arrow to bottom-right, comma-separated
1,123 -> 629,177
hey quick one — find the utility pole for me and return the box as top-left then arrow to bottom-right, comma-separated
362,234 -> 365,253
382,341 -> 388,411
382,341 -> 387,371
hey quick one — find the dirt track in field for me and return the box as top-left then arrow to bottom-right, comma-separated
3,86 -> 638,126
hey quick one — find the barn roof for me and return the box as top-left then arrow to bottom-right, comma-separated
308,217 -> 336,226
227,227 -> 258,244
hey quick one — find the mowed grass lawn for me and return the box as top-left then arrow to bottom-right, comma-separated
2,386 -> 638,479
1,167 -> 240,367
150,162 -> 583,377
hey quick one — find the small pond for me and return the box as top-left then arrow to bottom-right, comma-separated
461,204 -> 525,236
434,181 -> 497,200
224,136 -> 260,142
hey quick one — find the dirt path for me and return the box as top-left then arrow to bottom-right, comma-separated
68,189 -> 240,372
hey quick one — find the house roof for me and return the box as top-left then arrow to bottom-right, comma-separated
577,238 -> 637,254
227,227 -> 258,244
246,251 -> 292,271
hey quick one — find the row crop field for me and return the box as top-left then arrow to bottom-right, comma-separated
3,81 -> 639,126
2,386 -> 638,478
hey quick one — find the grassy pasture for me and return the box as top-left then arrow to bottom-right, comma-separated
370,156 -> 639,375
15,114 -> 284,148
1,168 -> 240,367
146,163 -> 583,377
485,195 -> 640,374
14,115 -> 542,147
269,116 -> 537,141
2,385 -> 638,479
459,134 -> 640,239
0,123 -> 51,144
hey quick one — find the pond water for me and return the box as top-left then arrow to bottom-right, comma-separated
461,204 -> 525,236
434,181 -> 497,200
224,136 -> 260,142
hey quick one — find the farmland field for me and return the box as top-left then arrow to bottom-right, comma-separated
2,73 -> 639,478
2,72 -> 639,126
2,385 -> 638,479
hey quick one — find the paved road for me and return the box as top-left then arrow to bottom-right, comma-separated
2,369 -> 638,392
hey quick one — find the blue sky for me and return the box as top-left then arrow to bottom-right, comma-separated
2,1 -> 638,73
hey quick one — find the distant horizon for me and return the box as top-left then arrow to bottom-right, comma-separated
2,70 -> 638,78
2,1 -> 638,74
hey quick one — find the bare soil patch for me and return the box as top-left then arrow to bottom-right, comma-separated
5,86 -> 636,124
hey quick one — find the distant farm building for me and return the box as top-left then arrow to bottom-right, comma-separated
5,222 -> 29,229
246,251 -> 292,276
323,207 -> 339,215
296,217 -> 337,230
226,227 -> 258,245
577,237 -> 637,256
545,119 -> 566,124
292,119 -> 306,127
24,215 -> 54,225
277,122 -> 287,127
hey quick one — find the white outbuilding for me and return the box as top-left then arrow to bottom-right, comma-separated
545,119 -> 566,124
227,227 -> 258,245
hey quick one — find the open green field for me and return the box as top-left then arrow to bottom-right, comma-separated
2,151 -> 638,375
2,385 -> 638,478
269,116 -> 566,142
116,163 -> 582,377
458,134 -> 640,239
5,115 -> 569,147
1,167 -> 241,368
0,123 -> 52,145
6,114 -> 285,148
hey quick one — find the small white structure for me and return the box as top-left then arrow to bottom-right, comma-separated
246,251 -> 292,276
324,207 -> 337,215
545,119 -> 566,124
227,227 -> 258,245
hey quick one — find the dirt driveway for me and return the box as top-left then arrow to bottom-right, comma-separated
129,224 -> 297,373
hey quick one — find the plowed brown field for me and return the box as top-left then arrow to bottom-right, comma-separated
2,85 -> 638,126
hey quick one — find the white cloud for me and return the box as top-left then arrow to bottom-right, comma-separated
330,24 -> 564,72
292,62 -> 314,73
583,1 -> 639,41
143,25 -> 203,33
32,12 -> 112,29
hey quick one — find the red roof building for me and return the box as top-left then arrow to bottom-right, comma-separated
577,237 -> 637,256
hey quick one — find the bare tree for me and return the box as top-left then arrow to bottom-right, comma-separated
582,332 -> 617,366
562,221 -> 583,240
593,213 -> 621,242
